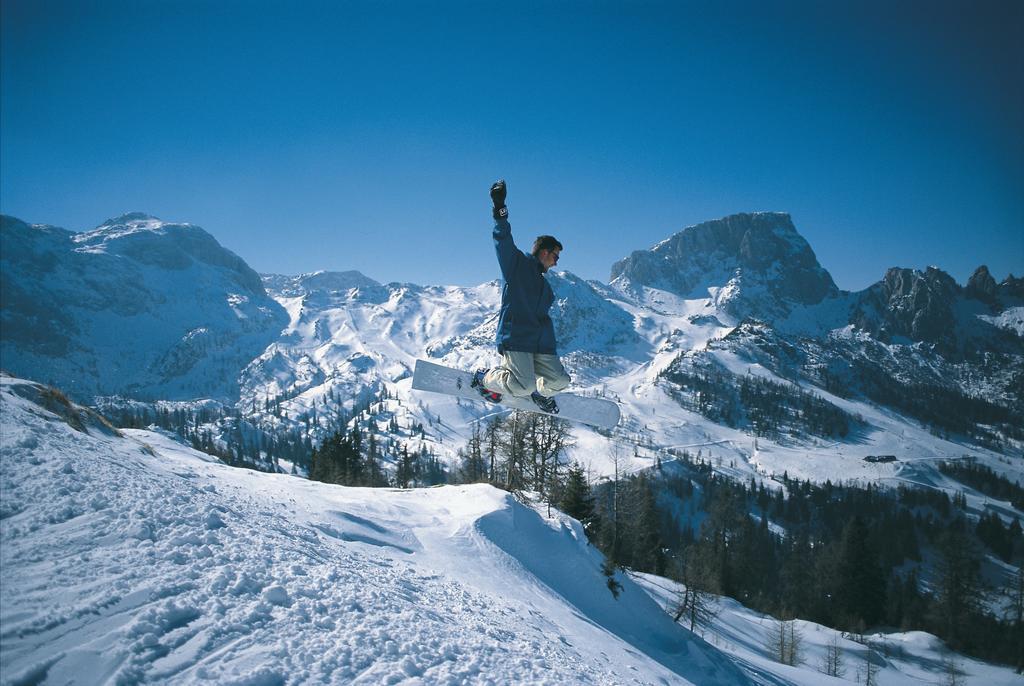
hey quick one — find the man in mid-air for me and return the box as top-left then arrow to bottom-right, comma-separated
472,180 -> 571,414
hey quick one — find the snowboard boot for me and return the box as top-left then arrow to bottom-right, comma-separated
530,391 -> 559,414
471,369 -> 502,403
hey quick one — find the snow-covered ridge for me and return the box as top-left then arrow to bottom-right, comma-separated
1,214 -> 288,402
0,374 -> 749,684
73,213 -> 265,293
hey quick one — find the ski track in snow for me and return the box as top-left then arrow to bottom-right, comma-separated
0,377 -> 746,686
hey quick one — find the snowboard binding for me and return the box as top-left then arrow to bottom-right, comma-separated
471,369 -> 503,403
530,391 -> 559,414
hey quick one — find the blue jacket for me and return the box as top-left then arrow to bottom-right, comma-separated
492,217 -> 557,354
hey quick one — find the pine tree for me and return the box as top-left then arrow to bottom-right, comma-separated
779,533 -> 817,619
395,444 -> 415,489
309,446 -> 324,482
691,488 -> 746,596
560,463 -> 596,532
931,527 -> 988,649
602,558 -> 622,599
365,432 -> 383,487
458,421 -> 487,484
1007,566 -> 1024,628
834,516 -> 886,629
347,427 -> 364,485
633,475 -> 666,575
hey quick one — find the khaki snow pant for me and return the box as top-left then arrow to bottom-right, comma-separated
483,351 -> 571,399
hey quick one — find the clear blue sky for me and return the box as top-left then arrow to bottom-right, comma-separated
2,0 -> 1021,290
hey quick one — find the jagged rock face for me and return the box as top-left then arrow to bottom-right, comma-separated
1000,274 -> 1024,300
853,266 -> 959,346
609,213 -> 837,320
966,265 -> 998,302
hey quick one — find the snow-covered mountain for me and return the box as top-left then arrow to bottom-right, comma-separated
0,213 -> 287,402
851,264 -> 1024,354
1,210 -> 1021,490
4,374 -> 1021,685
610,212 -> 838,321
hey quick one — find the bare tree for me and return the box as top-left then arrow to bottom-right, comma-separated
765,620 -> 786,664
523,413 -> 573,507
1005,566 -> 1023,628
490,411 -> 574,501
940,652 -> 966,686
672,556 -> 719,633
820,635 -> 845,678
765,618 -> 803,666
608,439 -> 624,563
501,411 -> 527,494
484,415 -> 503,483
784,621 -> 803,666
857,645 -> 880,686
457,420 -> 486,483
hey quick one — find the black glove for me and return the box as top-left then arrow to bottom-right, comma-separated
490,180 -> 508,220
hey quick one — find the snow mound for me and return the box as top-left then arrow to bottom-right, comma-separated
0,375 -> 748,685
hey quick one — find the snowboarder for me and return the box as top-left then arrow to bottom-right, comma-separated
472,180 -> 571,414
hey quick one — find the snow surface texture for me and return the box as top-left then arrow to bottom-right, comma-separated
0,376 -> 749,685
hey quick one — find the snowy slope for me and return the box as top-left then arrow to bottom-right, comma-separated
631,572 -> 1022,686
0,375 -> 750,685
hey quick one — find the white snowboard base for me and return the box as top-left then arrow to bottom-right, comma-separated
411,359 -> 620,430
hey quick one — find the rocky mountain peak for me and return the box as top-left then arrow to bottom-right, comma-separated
99,212 -> 162,227
966,265 -> 998,302
999,274 -> 1024,300
609,212 -> 837,319
853,266 -> 960,347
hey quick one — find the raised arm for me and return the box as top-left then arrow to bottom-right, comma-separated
490,180 -> 523,279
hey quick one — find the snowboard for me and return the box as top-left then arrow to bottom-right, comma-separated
411,359 -> 621,430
